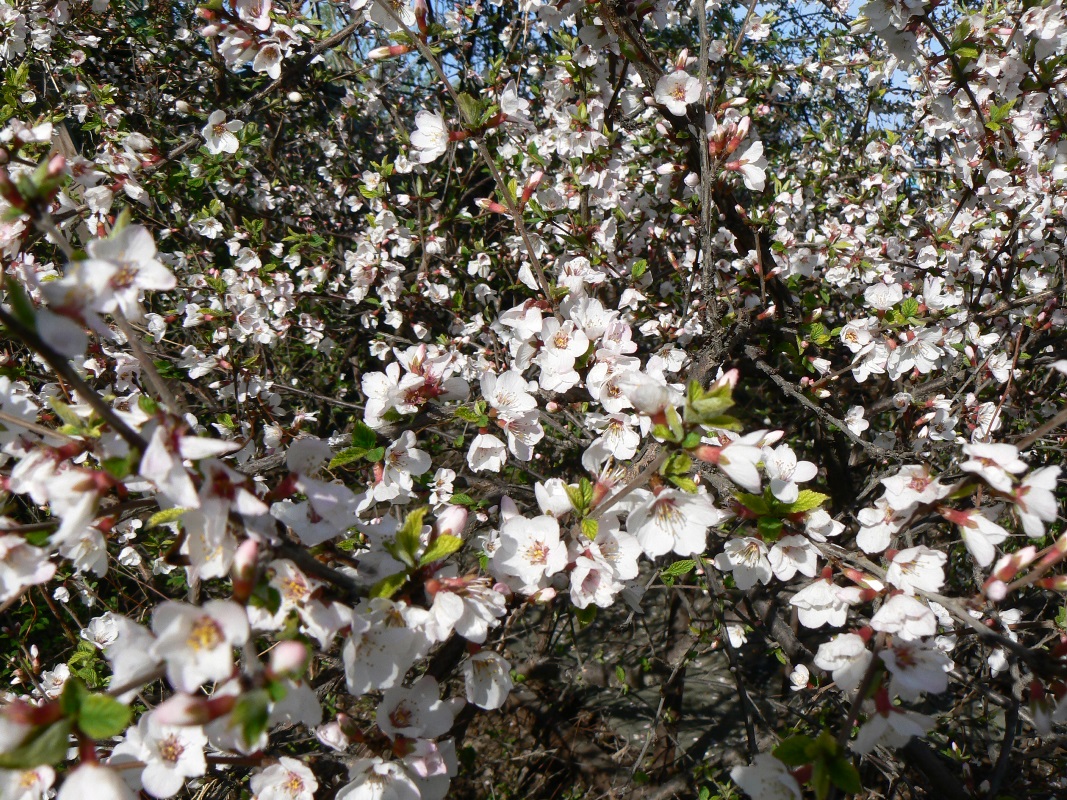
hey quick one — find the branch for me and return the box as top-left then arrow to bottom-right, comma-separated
0,306 -> 147,452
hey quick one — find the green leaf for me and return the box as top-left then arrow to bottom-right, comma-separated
668,475 -> 698,493
575,605 -> 596,627
734,492 -> 770,515
456,92 -> 483,127
77,694 -> 132,739
581,517 -> 599,540
811,757 -> 832,800
578,478 -> 594,509
784,490 -> 830,514
807,322 -> 831,346
758,516 -> 784,541
329,447 -> 368,468
0,718 -> 73,769
266,679 -> 289,703
661,452 -> 692,478
364,446 -> 385,463
450,492 -> 476,507
565,483 -> 586,514
370,571 -> 409,600
230,689 -> 271,749
454,406 -> 483,423
248,582 -> 282,615
350,424 -> 377,451
146,507 -> 189,528
651,423 -> 677,443
3,276 -> 37,329
774,734 -> 815,766
664,406 -> 684,440
827,755 -> 862,794
419,534 -> 463,566
391,506 -> 429,567
60,677 -> 89,716
48,398 -> 83,429
102,454 -> 136,480
680,431 -> 703,450
661,559 -> 696,579
139,391 -> 160,415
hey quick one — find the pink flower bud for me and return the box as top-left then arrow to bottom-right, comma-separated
153,694 -> 214,726
47,154 -> 67,178
984,579 -> 1008,601
269,641 -> 309,678
231,537 -> 259,602
368,44 -> 413,60
435,505 -> 468,537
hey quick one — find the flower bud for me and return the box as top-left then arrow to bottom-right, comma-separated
435,505 -> 468,537
154,693 -> 235,726
269,640 -> 310,678
231,537 -> 259,602
984,579 -> 1008,602
368,44 -> 414,60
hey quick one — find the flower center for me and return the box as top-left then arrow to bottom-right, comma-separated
186,615 -> 224,651
158,734 -> 185,764
524,540 -> 550,564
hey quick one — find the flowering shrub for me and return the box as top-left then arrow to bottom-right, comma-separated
0,0 -> 1065,798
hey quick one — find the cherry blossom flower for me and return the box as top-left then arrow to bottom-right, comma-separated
880,465 -> 950,512
730,752 -> 802,800
109,712 -> 207,798
654,71 -> 700,116
362,363 -> 425,429
236,0 -> 272,31
492,514 -> 567,592
944,507 -> 1010,568
150,600 -> 250,692
856,498 -> 909,554
343,599 -> 431,694
410,111 -> 449,163
249,757 -> 318,800
727,139 -> 768,192
870,594 -> 936,641
814,632 -> 873,692
0,534 -> 56,602
760,444 -> 818,504
1013,465 -> 1061,537
628,489 -> 730,559
336,758 -> 419,800
714,537 -> 773,590
52,224 -> 177,322
790,577 -> 856,628
373,430 -> 431,503
0,766 -> 54,800
879,638 -> 952,700
201,110 -> 243,155
56,764 -> 136,800
960,442 -> 1028,493
863,281 -> 903,310
885,546 -> 946,595
376,676 -> 458,740
463,651 -> 513,710
768,535 -> 819,581
425,576 -> 507,643
853,703 -> 934,754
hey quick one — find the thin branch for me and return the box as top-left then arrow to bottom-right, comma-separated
0,306 -> 147,452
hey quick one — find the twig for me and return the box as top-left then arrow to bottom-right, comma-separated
985,700 -> 1019,800
744,345 -> 888,459
0,306 -> 147,452
590,450 -> 668,520
696,555 -> 759,758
